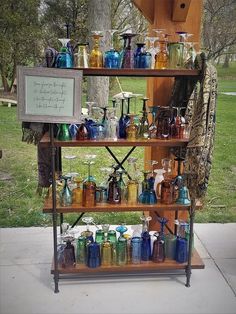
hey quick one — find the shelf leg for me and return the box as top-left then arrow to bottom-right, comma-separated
50,124 -> 59,293
185,199 -> 196,287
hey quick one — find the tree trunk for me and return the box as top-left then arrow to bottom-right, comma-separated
1,74 -> 11,93
87,0 -> 111,107
222,54 -> 230,68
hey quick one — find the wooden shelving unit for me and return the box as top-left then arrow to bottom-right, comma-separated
42,66 -> 204,292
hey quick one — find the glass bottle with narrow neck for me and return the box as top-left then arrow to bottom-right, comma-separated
82,161 -> 96,207
127,158 -> 139,204
89,32 -> 103,68
155,40 -> 168,69
139,98 -> 149,138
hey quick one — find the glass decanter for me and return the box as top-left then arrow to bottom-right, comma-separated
82,159 -> 96,207
89,31 -> 103,68
59,176 -> 72,207
138,97 -> 149,138
120,33 -> 136,68
56,38 -> 73,68
104,29 -> 120,68
126,157 -> 139,205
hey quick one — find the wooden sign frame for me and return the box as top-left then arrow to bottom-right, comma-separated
17,66 -> 82,123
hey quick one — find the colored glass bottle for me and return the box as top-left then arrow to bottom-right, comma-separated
60,176 -> 72,206
139,98 -> 149,138
56,38 -> 73,68
63,240 -> 76,268
82,161 -> 96,207
107,173 -> 121,204
127,158 -> 139,205
119,98 -> 127,139
72,178 -> 83,205
89,31 -> 103,68
155,40 -> 168,69
76,236 -> 87,264
57,124 -> 72,141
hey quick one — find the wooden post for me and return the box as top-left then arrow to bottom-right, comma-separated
133,0 -> 203,231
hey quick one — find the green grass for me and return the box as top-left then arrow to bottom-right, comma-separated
0,62 -> 236,227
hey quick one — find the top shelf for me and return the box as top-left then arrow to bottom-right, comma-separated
75,68 -> 200,77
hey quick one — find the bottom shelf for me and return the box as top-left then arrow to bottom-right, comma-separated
51,249 -> 204,275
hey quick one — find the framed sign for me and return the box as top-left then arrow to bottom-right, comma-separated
17,66 -> 82,123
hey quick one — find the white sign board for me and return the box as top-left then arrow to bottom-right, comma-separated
17,66 -> 82,123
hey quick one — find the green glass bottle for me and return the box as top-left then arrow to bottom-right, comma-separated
57,124 -> 72,141
76,236 -> 87,264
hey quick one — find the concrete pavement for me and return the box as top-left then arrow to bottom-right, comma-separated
0,224 -> 236,314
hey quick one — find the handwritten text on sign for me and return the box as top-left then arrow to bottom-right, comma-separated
25,76 -> 74,117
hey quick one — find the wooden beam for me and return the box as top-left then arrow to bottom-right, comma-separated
132,0 -> 154,24
172,0 -> 192,22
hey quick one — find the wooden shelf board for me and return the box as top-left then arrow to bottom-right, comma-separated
43,198 -> 190,213
79,68 -> 200,77
51,249 -> 204,274
40,133 -> 189,147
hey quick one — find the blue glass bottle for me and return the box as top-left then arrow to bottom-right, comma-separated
104,49 -> 120,68
56,38 -> 73,68
134,43 -> 151,69
87,242 -> 101,268
119,98 -> 127,139
131,237 -> 142,264
141,231 -> 151,261
175,220 -> 188,263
